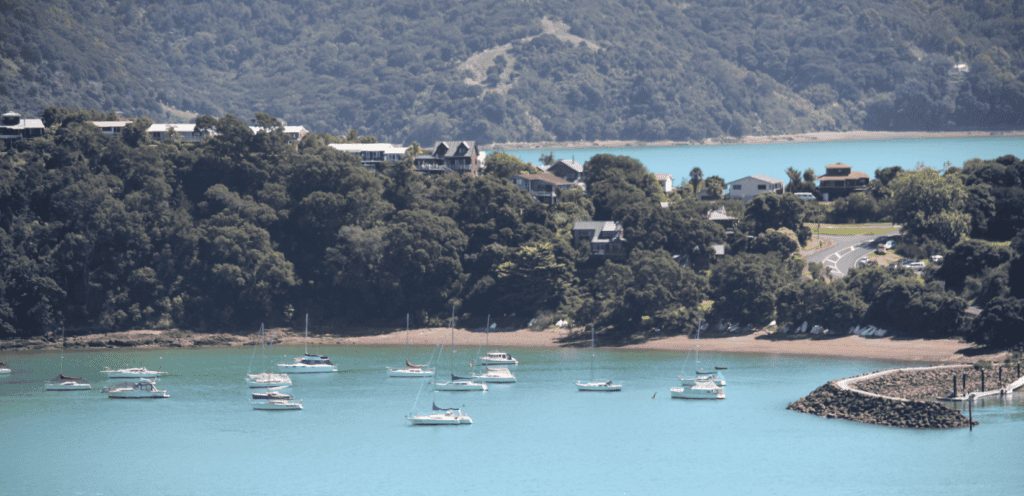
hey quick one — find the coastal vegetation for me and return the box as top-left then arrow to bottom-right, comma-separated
2,0 -> 1024,144
1,108 -> 1022,352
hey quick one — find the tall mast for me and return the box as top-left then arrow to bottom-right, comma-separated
304,313 -> 309,356
590,327 -> 595,381
405,313 -> 410,361
486,314 -> 490,347
696,317 -> 701,373
59,325 -> 65,375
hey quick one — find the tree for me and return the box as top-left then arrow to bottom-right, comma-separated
483,152 -> 538,178
933,239 -> 1013,294
785,167 -> 802,193
742,194 -> 811,246
889,168 -> 971,246
776,279 -> 866,330
971,297 -> 1024,347
703,176 -> 725,200
708,253 -> 792,325
689,167 -> 703,195
748,229 -> 799,255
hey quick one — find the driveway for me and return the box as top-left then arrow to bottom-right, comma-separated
803,227 -> 900,278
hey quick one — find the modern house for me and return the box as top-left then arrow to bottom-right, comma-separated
250,125 -> 310,144
510,172 -> 575,205
572,220 -> 626,256
414,141 -> 480,175
1,112 -> 45,148
546,159 -> 584,183
329,143 -> 407,172
816,163 -> 870,201
654,173 -> 674,194
90,121 -> 132,136
146,123 -> 215,142
726,175 -> 784,202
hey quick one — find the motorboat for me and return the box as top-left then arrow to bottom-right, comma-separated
388,314 -> 434,377
670,377 -> 725,400
0,362 -> 10,374
252,399 -> 303,411
103,379 -> 169,399
575,327 -> 621,392
434,373 -> 487,392
246,372 -> 292,388
477,350 -> 518,366
102,367 -> 167,379
407,402 -> 472,425
251,386 -> 293,400
45,327 -> 91,391
44,374 -> 92,391
278,314 -> 338,373
473,366 -> 516,383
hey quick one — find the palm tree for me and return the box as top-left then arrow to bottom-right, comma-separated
689,167 -> 704,195
785,167 -> 802,193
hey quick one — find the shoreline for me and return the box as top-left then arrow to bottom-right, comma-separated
483,130 -> 1024,151
1,327 -> 1005,364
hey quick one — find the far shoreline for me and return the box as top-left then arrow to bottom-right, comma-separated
483,129 -> 1024,152
0,327 -> 1007,365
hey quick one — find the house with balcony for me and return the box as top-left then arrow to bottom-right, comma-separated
545,159 -> 584,183
1,112 -> 45,149
511,172 -> 575,205
147,123 -> 215,142
414,141 -> 480,175
572,220 -> 626,256
816,163 -> 870,201
90,121 -> 132,136
250,125 -> 309,144
726,175 -> 784,202
329,143 -> 407,172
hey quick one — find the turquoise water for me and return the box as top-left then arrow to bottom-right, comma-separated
495,137 -> 1024,187
2,345 -> 1022,495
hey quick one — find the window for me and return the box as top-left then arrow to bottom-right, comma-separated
733,185 -> 742,190
757,184 -> 767,190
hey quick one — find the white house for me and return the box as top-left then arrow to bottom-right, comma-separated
1,112 -> 45,148
654,173 -> 674,194
329,143 -> 408,171
250,125 -> 310,144
146,123 -> 215,142
90,121 -> 133,136
726,175 -> 784,202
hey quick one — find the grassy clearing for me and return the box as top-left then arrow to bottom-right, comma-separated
808,223 -> 900,236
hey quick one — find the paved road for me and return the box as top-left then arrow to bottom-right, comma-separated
804,227 -> 900,278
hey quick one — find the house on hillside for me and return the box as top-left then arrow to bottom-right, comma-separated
726,175 -> 784,202
546,159 -> 584,184
147,123 -> 215,142
707,206 -> 737,233
90,121 -> 132,137
250,125 -> 310,144
329,143 -> 407,172
510,172 -> 575,205
654,173 -> 674,194
1,112 -> 45,149
816,163 -> 870,201
572,220 -> 626,256
415,141 -> 479,175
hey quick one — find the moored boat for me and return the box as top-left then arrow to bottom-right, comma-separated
670,377 -> 725,400
473,366 -> 516,383
251,386 -> 293,400
0,362 -> 10,374
477,350 -> 518,366
252,398 -> 303,411
407,402 -> 472,425
103,379 -> 169,399
102,367 -> 167,379
434,373 -> 487,391
278,314 -> 338,373
388,313 -> 435,377
575,327 -> 621,392
246,372 -> 292,388
45,374 -> 92,391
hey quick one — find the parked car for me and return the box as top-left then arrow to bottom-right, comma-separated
884,240 -> 894,249
905,261 -> 926,271
930,255 -> 944,263
794,192 -> 815,201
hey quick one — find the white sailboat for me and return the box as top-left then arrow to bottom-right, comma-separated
0,362 -> 10,375
252,398 -> 303,411
475,315 -> 518,366
388,313 -> 435,378
671,319 -> 725,400
103,378 -> 169,399
434,309 -> 487,391
278,314 -> 338,373
407,347 -> 473,425
45,327 -> 91,391
575,327 -> 621,392
246,324 -> 292,388
101,367 -> 167,379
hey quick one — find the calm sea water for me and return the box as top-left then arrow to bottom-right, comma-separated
2,345 -> 1022,495
495,136 -> 1024,187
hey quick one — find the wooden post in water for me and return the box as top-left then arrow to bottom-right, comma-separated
968,394 -> 974,431
962,372 -> 967,392
998,366 -> 1002,384
981,369 -> 985,392
952,374 -> 957,397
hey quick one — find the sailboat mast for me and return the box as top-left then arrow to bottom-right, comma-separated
486,314 -> 490,347
590,327 -> 595,381
405,313 -> 410,361
304,313 -> 309,355
696,318 -> 701,373
59,326 -> 65,375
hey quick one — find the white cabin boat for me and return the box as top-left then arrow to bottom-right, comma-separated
434,373 -> 487,391
102,367 -> 167,379
473,366 -> 516,383
246,372 -> 292,388
103,379 -> 169,399
278,353 -> 338,373
44,374 -> 92,391
252,398 -> 303,411
670,378 -> 725,400
251,386 -> 293,400
407,403 -> 472,425
679,371 -> 726,387
477,350 -> 518,366
0,362 -> 10,374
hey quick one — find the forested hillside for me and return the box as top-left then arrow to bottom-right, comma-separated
2,0 -> 1022,144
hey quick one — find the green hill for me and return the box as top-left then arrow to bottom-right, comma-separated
2,0 -> 1022,143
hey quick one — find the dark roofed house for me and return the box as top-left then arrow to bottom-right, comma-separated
546,159 -> 584,183
572,220 -> 626,256
511,172 -> 575,205
415,141 -> 479,175
817,162 -> 870,201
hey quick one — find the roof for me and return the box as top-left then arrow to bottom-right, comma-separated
550,159 -> 583,173
250,125 -> 309,134
573,220 -> 621,232
819,171 -> 870,181
728,174 -> 784,185
329,143 -> 407,154
91,121 -> 132,128
654,173 -> 673,181
146,123 -> 198,133
515,172 -> 571,185
707,208 -> 736,221
825,162 -> 851,169
434,141 -> 477,157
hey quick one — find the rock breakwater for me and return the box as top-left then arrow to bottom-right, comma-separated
788,382 -> 977,429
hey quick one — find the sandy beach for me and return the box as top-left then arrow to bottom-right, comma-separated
483,129 -> 1024,151
2,326 -> 1004,365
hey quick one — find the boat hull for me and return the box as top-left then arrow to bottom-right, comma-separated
575,381 -> 622,392
670,386 -> 725,400
434,381 -> 487,391
246,373 -> 292,388
478,358 -> 518,366
406,414 -> 472,425
277,364 -> 338,373
252,400 -> 302,410
44,382 -> 92,391
387,367 -> 435,378
679,376 -> 726,387
108,391 -> 169,399
103,369 -> 166,379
